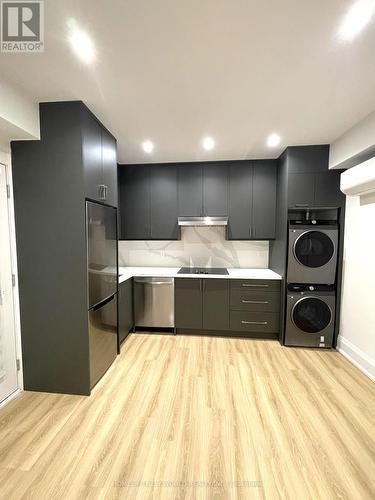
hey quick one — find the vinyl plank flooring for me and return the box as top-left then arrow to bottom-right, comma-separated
0,333 -> 374,499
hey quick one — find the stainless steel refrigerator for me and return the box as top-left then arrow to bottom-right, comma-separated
86,201 -> 118,389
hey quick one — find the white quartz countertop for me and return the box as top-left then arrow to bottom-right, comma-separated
118,267 -> 282,284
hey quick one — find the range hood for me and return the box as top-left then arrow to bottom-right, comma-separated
178,216 -> 228,227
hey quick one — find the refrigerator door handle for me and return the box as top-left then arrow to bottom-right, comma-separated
92,294 -> 115,311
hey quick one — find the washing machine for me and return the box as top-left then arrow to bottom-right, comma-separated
287,223 -> 338,284
285,284 -> 335,348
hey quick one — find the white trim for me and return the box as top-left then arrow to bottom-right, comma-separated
0,388 -> 21,410
337,335 -> 375,383
0,151 -> 24,391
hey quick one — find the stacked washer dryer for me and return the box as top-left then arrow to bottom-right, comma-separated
285,217 -> 339,348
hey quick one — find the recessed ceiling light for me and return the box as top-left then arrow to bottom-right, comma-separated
202,137 -> 215,151
267,133 -> 281,148
338,0 -> 375,41
142,140 -> 154,154
67,19 -> 95,64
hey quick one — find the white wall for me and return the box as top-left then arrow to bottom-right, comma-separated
329,110 -> 375,170
0,79 -> 39,151
0,80 -> 40,401
119,226 -> 269,268
338,194 -> 375,381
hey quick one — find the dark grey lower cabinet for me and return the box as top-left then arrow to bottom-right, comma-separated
175,278 -> 229,331
175,278 -> 281,338
175,278 -> 202,329
118,278 -> 134,344
202,279 -> 229,330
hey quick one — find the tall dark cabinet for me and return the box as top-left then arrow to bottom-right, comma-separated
269,145 -> 345,345
12,101 -> 118,395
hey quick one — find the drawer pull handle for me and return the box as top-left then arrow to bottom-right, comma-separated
242,284 -> 269,288
241,320 -> 268,325
242,300 -> 269,304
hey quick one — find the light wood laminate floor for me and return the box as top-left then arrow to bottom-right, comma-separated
0,333 -> 374,500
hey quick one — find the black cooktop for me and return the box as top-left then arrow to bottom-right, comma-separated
178,267 -> 229,275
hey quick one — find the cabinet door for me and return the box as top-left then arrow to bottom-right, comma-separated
252,161 -> 277,239
119,165 -> 150,239
150,165 -> 178,239
202,163 -> 228,216
288,172 -> 315,208
175,278 -> 202,329
227,162 -> 252,240
178,164 -> 203,216
314,171 -> 344,207
118,278 -> 133,344
202,279 -> 229,330
101,128 -> 118,207
82,111 -> 102,202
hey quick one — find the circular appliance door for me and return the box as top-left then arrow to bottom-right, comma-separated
293,231 -> 334,268
292,297 -> 332,334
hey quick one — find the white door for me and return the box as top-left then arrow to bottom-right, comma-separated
0,164 -> 18,403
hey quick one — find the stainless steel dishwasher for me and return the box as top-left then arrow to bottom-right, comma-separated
134,277 -> 175,328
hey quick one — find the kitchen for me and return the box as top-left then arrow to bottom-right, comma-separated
0,1 -> 375,499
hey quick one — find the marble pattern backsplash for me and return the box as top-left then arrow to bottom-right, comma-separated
118,226 -> 269,268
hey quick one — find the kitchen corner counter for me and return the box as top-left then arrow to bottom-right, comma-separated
118,267 -> 282,284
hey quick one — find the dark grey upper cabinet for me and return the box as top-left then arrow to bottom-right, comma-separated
252,161 -> 277,239
288,171 -> 344,208
228,162 -> 252,239
120,160 -> 276,241
178,164 -> 203,216
202,163 -> 228,216
119,164 -> 179,240
288,172 -> 315,208
150,165 -> 178,239
82,109 -> 102,202
178,162 -> 228,217
81,106 -> 118,207
314,171 -> 344,207
101,128 -> 118,207
119,166 -> 150,240
286,146 -> 344,209
175,278 -> 203,329
202,279 -> 229,330
287,145 -> 329,173
227,160 -> 276,240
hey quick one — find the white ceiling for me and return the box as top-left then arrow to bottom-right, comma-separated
1,0 -> 375,164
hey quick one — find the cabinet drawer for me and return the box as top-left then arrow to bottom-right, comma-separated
230,311 -> 279,333
230,280 -> 280,291
230,290 -> 280,312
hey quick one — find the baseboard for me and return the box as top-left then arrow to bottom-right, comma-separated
0,388 -> 21,410
337,335 -> 375,383
176,328 -> 278,339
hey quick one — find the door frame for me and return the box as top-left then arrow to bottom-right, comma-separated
0,151 -> 23,408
